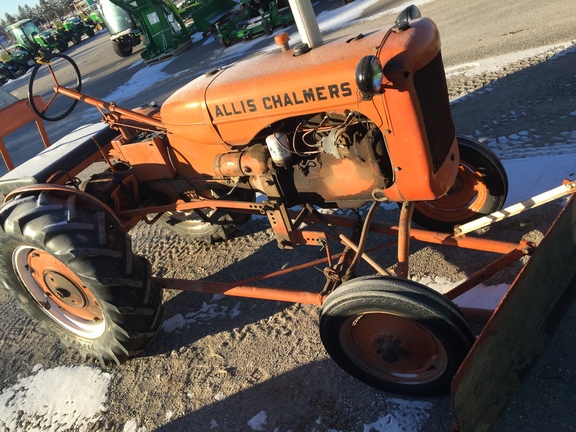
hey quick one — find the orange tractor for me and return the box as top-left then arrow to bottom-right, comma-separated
0,6 -> 574,430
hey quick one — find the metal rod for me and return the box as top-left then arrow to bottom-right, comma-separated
305,204 -> 391,276
156,278 -> 324,305
315,213 -> 520,255
347,202 -> 380,276
454,180 -> 576,236
395,201 -> 415,279
443,244 -> 531,300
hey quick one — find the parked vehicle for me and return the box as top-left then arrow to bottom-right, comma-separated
216,0 -> 293,47
0,49 -> 36,85
97,0 -> 142,57
6,19 -> 68,56
57,17 -> 96,42
2,6 -> 524,400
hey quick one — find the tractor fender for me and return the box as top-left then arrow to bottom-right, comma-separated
4,183 -> 124,229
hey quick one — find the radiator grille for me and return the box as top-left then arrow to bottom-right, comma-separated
413,52 -> 455,173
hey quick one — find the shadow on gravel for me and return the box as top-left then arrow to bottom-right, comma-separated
153,358 -> 450,432
144,217 -> 333,358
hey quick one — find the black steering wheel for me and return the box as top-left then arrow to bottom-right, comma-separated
28,53 -> 82,122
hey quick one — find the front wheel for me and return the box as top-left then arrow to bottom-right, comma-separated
56,37 -> 68,52
262,20 -> 272,35
411,136 -> 508,232
319,276 -> 475,396
70,33 -> 81,45
0,191 -> 163,364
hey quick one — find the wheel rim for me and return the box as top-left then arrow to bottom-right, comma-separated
13,246 -> 105,339
340,311 -> 448,384
166,202 -> 217,233
414,161 -> 489,223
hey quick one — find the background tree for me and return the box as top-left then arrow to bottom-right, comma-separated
4,13 -> 17,25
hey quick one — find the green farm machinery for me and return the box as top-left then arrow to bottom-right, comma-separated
97,0 -> 192,61
6,20 -> 68,57
215,0 -> 293,47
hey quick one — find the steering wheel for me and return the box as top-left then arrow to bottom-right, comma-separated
28,53 -> 82,122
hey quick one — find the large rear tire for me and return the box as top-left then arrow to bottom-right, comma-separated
320,276 -> 475,396
0,191 -> 163,364
411,136 -> 508,232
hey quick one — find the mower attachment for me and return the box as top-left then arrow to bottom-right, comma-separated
451,194 -> 576,431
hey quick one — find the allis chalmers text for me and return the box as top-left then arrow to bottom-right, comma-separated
212,82 -> 353,117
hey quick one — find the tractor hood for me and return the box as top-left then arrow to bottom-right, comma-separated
161,29 -> 385,147
161,17 -> 440,148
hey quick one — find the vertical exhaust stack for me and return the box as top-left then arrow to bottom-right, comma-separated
288,0 -> 323,49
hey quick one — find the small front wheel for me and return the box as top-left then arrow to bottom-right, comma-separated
56,37 -> 68,52
218,33 -> 232,47
320,276 -> 475,396
70,33 -> 81,45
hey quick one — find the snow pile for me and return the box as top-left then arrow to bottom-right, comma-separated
0,365 -> 112,431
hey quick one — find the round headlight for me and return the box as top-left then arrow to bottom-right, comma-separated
355,55 -> 383,100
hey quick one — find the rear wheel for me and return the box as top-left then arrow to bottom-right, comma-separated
112,39 -> 133,57
0,191 -> 163,364
159,188 -> 255,245
320,276 -> 475,396
218,33 -> 232,47
86,27 -> 95,37
412,136 -> 508,232
70,33 -> 81,45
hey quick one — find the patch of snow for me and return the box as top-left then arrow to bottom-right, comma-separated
0,365 -> 112,432
162,301 -> 243,332
248,410 -> 268,431
106,58 -> 176,102
363,398 -> 433,432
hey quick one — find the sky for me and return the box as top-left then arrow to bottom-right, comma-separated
0,0 -> 575,430
1,0 -> 39,21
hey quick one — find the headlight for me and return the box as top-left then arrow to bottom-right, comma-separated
355,55 -> 383,101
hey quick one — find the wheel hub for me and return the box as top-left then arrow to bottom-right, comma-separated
44,272 -> 88,308
375,336 -> 409,363
12,246 -> 105,338
26,251 -> 102,322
